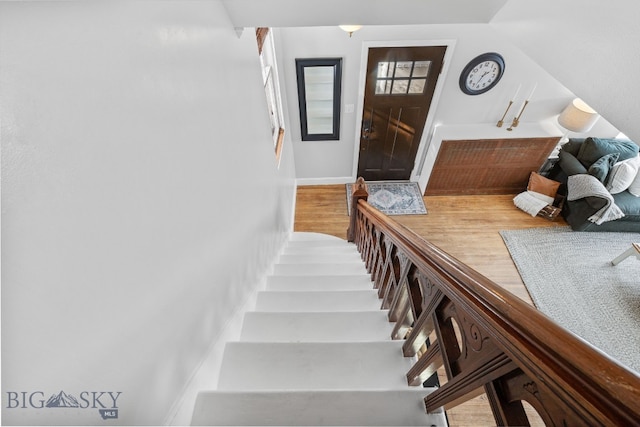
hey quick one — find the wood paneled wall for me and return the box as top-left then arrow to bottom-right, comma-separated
426,137 -> 559,195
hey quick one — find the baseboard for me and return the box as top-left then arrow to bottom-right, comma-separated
290,181 -> 298,232
163,246 -> 288,425
163,291 -> 257,425
296,176 -> 355,186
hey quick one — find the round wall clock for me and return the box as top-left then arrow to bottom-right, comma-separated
459,52 -> 505,95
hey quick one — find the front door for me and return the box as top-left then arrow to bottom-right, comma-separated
357,46 -> 446,181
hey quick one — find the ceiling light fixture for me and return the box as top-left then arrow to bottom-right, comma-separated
338,25 -> 363,37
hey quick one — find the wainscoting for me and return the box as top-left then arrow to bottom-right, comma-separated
425,137 -> 560,195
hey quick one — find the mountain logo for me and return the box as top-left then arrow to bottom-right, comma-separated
45,390 -> 80,408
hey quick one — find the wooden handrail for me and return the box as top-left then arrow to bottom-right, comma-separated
349,184 -> 640,426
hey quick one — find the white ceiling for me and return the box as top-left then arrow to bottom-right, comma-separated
222,0 -> 508,27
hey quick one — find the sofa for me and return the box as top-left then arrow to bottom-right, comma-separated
548,137 -> 640,232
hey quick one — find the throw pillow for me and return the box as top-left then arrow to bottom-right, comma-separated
606,155 -> 640,194
527,171 -> 560,199
576,137 -> 639,167
558,150 -> 588,175
560,138 -> 585,156
588,153 -> 619,183
628,169 -> 640,197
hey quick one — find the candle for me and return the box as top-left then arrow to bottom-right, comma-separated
511,84 -> 521,101
526,82 -> 538,100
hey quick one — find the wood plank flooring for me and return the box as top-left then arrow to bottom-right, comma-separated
294,184 -> 561,426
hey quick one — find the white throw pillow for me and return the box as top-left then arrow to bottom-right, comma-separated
628,168 -> 640,197
606,155 -> 640,194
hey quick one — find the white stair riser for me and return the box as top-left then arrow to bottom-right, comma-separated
278,253 -> 363,264
240,311 -> 392,342
283,245 -> 360,256
289,232 -> 346,242
273,262 -> 367,276
216,341 -> 415,390
255,290 -> 381,312
266,274 -> 373,291
191,390 -> 445,426
286,239 -> 356,249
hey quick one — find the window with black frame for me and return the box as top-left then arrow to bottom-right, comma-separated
295,58 -> 342,141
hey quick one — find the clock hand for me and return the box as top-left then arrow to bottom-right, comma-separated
476,72 -> 489,85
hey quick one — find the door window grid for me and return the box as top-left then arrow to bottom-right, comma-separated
375,60 -> 431,95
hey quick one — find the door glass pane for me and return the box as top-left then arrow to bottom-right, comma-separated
391,80 -> 408,94
412,61 -> 431,77
408,79 -> 426,94
375,80 -> 391,94
394,61 -> 413,78
377,61 -> 394,78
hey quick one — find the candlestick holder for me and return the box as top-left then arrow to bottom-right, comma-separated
507,100 -> 529,131
496,100 -> 514,127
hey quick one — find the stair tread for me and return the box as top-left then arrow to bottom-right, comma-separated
217,341 -> 414,390
240,310 -> 392,342
191,389 -> 446,426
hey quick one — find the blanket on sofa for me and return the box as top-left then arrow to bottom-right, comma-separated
513,191 -> 552,216
567,174 -> 625,224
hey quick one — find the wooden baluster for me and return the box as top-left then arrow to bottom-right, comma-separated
484,373 -> 532,427
407,340 -> 443,386
387,254 -> 411,322
373,238 -> 388,290
381,247 -> 401,309
403,288 -> 443,357
390,302 -> 412,340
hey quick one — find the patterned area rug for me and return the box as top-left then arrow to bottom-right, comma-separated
346,181 -> 427,215
500,226 -> 640,373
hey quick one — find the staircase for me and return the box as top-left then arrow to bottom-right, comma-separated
191,232 -> 447,426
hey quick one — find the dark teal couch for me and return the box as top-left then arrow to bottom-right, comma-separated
549,137 -> 640,232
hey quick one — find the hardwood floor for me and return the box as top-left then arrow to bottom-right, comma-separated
293,184 -> 562,426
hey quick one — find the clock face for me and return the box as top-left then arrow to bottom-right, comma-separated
459,53 -> 505,95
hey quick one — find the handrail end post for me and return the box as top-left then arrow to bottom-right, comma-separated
347,177 -> 368,242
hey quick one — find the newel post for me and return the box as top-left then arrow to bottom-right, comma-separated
347,177 -> 368,242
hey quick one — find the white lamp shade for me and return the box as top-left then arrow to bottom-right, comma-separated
557,98 -> 599,133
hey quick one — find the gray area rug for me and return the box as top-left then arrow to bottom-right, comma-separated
500,226 -> 640,373
346,181 -> 427,215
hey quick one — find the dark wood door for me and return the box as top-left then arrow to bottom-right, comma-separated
357,46 -> 447,181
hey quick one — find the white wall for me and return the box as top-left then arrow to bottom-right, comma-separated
0,1 -> 296,425
491,0 -> 640,143
280,24 -> 620,183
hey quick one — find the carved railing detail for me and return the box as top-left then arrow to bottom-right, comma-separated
348,182 -> 640,426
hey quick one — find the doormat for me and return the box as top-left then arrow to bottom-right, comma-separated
346,181 -> 427,215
